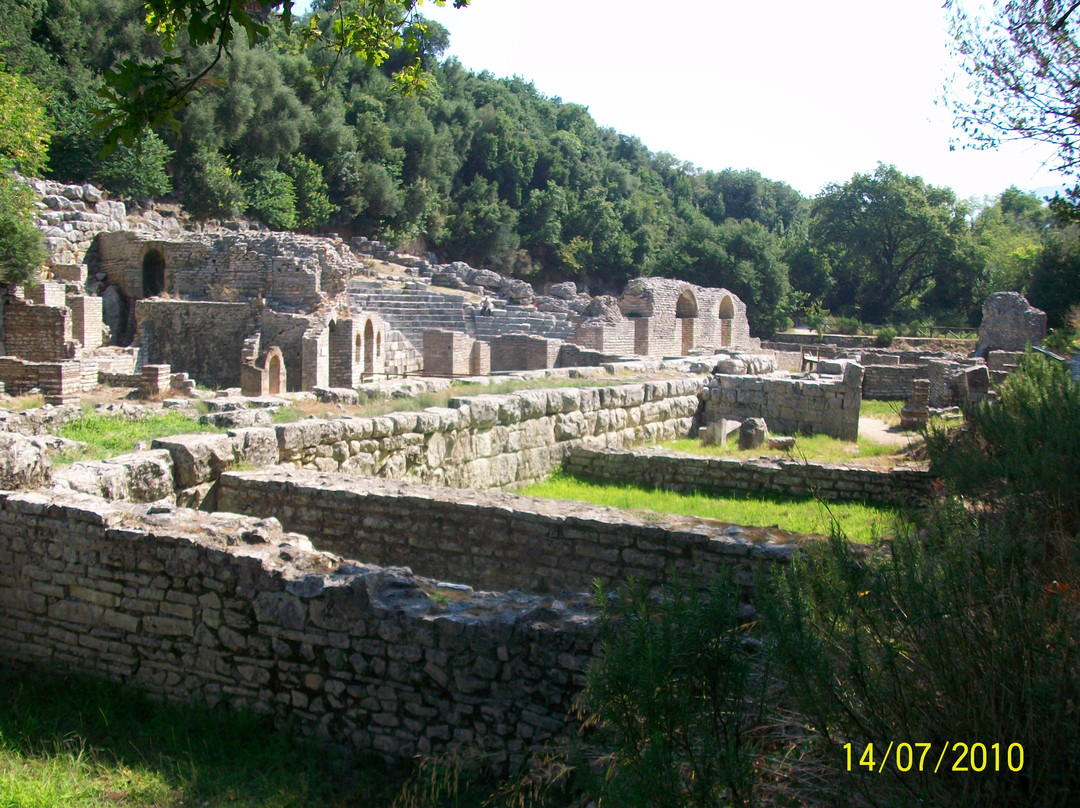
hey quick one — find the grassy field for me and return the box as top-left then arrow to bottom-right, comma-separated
518,472 -> 899,542
0,669 -> 411,808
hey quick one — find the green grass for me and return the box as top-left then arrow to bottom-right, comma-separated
55,411 -> 224,464
661,434 -> 900,465
0,668 -> 404,808
518,472 -> 899,542
859,398 -> 904,426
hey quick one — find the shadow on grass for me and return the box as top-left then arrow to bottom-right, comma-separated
0,667 -> 405,807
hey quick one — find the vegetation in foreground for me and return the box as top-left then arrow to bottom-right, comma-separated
0,668 -> 406,808
518,471 -> 898,542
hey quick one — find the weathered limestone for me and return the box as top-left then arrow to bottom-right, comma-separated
217,468 -> 801,595
700,363 -> 863,441
975,292 -> 1046,356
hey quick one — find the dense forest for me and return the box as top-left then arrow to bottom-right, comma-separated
2,0 -> 1079,336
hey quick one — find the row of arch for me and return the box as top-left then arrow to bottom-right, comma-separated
328,317 -> 382,387
674,289 -> 736,353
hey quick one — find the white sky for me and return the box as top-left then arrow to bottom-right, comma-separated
418,0 -> 1065,201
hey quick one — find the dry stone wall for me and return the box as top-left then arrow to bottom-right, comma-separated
0,490 -> 598,770
564,447 -> 933,506
700,365 -> 863,441
217,469 -> 801,595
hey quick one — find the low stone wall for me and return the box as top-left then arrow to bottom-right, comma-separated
862,364 -> 924,400
3,298 -> 73,361
489,335 -> 560,372
700,365 -> 862,441
217,469 -> 800,595
50,381 -> 703,503
0,489 -> 597,770
0,357 -> 83,403
563,447 -> 934,506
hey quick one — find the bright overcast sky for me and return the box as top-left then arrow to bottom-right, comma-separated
418,0 -> 1065,201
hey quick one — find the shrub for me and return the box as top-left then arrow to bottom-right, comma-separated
247,167 -> 298,231
764,511 -> 1080,808
183,148 -> 245,219
831,315 -> 861,335
585,575 -> 770,808
873,326 -> 896,347
924,351 -> 1080,554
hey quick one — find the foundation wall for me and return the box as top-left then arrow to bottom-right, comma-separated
0,491 -> 596,771
563,447 -> 933,506
861,364 -> 925,400
700,366 -> 863,441
217,470 -> 799,595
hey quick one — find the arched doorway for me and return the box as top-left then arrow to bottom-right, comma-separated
675,289 -> 698,354
267,354 -> 282,395
718,295 -> 735,347
327,319 -> 352,388
363,319 -> 375,380
142,249 -> 165,297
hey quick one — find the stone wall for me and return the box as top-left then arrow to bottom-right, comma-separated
700,364 -> 863,441
563,447 -> 933,506
861,364 -> 924,400
217,469 -> 800,595
135,299 -> 254,389
0,358 -> 83,403
489,335 -> 561,372
28,178 -> 127,267
2,298 -> 74,361
50,381 -> 702,505
0,490 -> 597,770
975,292 -> 1046,356
423,329 -> 479,377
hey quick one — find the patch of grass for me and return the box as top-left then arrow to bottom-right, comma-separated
0,668 -> 400,808
1,393 -> 46,411
55,411 -> 224,464
859,398 -> 904,426
518,472 -> 898,542
662,434 -> 901,466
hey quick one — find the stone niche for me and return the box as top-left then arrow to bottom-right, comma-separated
241,346 -> 287,397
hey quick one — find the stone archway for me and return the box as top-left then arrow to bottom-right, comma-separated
718,295 -> 735,348
363,319 -> 375,380
267,353 -> 283,395
675,289 -> 698,355
142,249 -> 165,297
327,319 -> 353,388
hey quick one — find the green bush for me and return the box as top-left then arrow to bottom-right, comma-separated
246,166 -> 298,230
873,326 -> 896,347
585,575 -> 770,808
764,511 -> 1080,808
0,175 -> 46,284
183,148 -> 246,219
925,351 -> 1080,553
832,315 -> 861,335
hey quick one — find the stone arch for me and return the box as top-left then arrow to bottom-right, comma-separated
675,289 -> 698,354
142,249 -> 165,297
718,294 -> 735,347
327,319 -> 352,388
267,352 -> 283,395
363,319 -> 375,380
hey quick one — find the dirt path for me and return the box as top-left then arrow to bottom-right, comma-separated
859,416 -> 917,447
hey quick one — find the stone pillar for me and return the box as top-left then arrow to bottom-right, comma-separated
68,295 -> 103,351
140,364 -> 171,398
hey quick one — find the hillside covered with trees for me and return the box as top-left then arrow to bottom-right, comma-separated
3,0 -> 1079,336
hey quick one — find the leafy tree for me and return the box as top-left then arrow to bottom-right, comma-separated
181,146 -> 245,219
947,1 -> 1080,180
246,163 -> 298,230
283,153 -> 335,229
97,0 -> 470,150
1028,224 -> 1080,327
971,186 -> 1046,301
810,164 -> 978,323
0,59 -> 51,284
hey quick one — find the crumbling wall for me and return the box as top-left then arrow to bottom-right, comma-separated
976,292 -> 1046,356
2,298 -> 74,361
700,364 -> 863,440
0,490 -> 596,770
